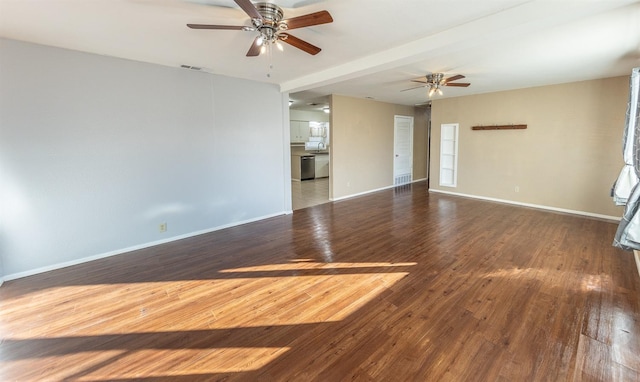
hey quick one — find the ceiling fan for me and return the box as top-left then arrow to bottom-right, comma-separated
402,73 -> 471,97
187,0 -> 333,56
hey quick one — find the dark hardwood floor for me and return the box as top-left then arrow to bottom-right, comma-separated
1,181 -> 639,381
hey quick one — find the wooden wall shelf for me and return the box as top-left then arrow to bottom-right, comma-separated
472,124 -> 527,130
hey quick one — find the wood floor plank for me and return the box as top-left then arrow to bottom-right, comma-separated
1,181 -> 639,381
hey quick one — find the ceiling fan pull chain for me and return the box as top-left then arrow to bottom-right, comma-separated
266,42 -> 273,78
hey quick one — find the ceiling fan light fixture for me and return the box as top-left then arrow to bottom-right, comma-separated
402,73 -> 470,99
186,0 -> 333,58
276,40 -> 284,51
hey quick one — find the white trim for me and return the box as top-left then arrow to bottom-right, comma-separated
439,123 -> 459,188
393,115 -> 414,186
634,250 -> 640,279
282,92 -> 293,212
331,185 -> 396,202
2,211 -> 287,282
428,188 -> 621,221
330,178 -> 426,202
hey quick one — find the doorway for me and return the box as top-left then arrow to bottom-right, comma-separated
394,115 -> 414,186
289,107 -> 331,210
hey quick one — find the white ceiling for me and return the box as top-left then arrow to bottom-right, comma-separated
1,0 -> 639,112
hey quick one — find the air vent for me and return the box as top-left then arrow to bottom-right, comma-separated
180,65 -> 202,71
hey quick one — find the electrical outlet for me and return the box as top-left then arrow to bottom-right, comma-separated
159,223 -> 167,233
515,186 -> 520,193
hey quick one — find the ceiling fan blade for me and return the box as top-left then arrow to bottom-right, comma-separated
444,82 -> 471,87
283,10 -> 333,30
401,85 -> 428,92
443,74 -> 465,83
246,36 -> 262,57
411,78 -> 429,84
280,34 -> 321,55
234,0 -> 263,20
187,24 -> 247,30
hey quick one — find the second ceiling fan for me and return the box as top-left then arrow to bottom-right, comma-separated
403,73 -> 471,97
187,0 -> 333,56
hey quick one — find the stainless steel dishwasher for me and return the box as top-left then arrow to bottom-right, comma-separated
300,155 -> 315,180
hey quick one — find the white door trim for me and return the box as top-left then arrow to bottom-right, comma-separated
394,115 -> 414,186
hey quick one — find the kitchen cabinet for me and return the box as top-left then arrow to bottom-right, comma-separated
309,122 -> 327,138
315,153 -> 329,178
290,120 -> 310,143
291,154 -> 301,180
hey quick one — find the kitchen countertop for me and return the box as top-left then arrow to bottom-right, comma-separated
291,151 -> 330,157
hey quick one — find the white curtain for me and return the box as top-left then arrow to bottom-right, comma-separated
614,67 -> 640,251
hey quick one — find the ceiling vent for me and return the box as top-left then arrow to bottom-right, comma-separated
180,65 -> 202,71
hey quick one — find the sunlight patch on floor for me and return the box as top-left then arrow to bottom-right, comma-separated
218,261 -> 417,272
1,350 -> 125,381
2,268 -> 413,338
78,347 -> 291,379
3,347 -> 290,381
1,260 -> 414,380
480,267 -> 612,293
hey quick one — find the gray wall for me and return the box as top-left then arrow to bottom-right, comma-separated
0,38 -> 290,278
289,109 -> 330,122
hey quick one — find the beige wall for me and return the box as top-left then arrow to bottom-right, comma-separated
414,106 -> 430,182
330,95 -> 425,199
429,76 -> 628,218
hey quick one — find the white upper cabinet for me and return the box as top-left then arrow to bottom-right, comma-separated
290,120 -> 310,143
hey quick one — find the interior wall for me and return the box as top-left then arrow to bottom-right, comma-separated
330,95 -> 418,199
413,106 -> 430,182
429,76 -> 628,218
0,38 -> 288,278
289,109 -> 330,123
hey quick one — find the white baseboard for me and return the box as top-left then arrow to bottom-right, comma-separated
331,185 -> 395,202
330,178 -> 427,202
2,211 -> 287,282
428,189 -> 621,222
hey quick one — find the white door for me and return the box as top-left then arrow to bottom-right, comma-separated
439,123 -> 459,187
394,115 -> 414,185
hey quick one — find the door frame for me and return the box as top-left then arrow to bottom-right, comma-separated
393,115 -> 414,186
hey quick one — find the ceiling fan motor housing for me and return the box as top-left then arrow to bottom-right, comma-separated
253,3 -> 287,41
428,73 -> 444,86
186,0 -> 332,56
